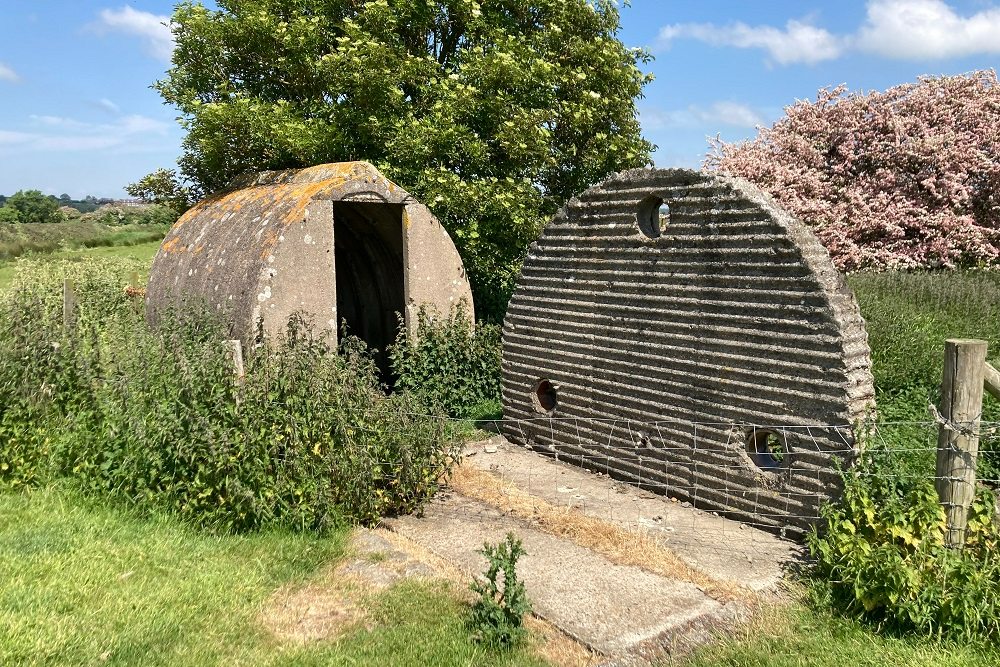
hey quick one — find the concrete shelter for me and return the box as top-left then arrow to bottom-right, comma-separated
146,162 -> 472,358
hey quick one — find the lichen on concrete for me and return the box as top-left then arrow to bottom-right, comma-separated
146,162 -> 472,354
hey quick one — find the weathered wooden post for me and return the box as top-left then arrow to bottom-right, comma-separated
62,279 -> 77,332
935,339 -> 988,549
984,361 -> 1000,402
226,339 -> 245,383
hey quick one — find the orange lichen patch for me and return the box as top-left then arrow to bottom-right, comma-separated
291,161 -> 367,185
260,228 -> 281,261
161,237 -> 183,254
160,162 -> 412,267
276,179 -> 337,230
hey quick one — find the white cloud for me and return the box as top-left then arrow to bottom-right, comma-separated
97,98 -> 121,114
0,62 -> 19,83
0,130 -> 33,145
658,19 -> 844,65
1,114 -> 170,154
643,102 -> 768,130
657,0 -> 1000,64
856,0 -> 1000,59
95,6 -> 173,61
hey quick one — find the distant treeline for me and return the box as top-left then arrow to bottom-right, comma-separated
0,190 -> 176,226
0,192 -> 117,214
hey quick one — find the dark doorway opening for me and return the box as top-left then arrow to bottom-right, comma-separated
332,201 -> 405,376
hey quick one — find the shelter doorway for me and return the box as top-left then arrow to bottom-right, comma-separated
332,201 -> 405,375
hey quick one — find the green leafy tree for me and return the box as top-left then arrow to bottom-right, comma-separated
125,168 -> 196,215
0,206 -> 19,224
6,190 -> 62,224
154,0 -> 654,318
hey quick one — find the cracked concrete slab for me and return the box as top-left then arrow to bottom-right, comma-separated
464,437 -> 800,593
387,492 -> 740,658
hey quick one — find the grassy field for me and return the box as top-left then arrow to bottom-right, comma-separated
0,240 -> 161,291
0,221 -> 168,261
0,486 -> 547,667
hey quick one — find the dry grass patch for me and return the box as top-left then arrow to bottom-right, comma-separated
260,580 -> 366,644
447,464 -> 756,604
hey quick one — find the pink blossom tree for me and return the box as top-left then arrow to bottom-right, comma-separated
707,70 -> 1000,272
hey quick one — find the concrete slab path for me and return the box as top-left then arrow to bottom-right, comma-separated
462,436 -> 800,592
388,493 -> 741,660
383,436 -> 802,663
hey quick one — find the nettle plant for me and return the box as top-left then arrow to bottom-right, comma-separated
710,70 -> 1000,273
389,303 -> 501,419
808,445 -> 1000,641
0,259 -> 460,533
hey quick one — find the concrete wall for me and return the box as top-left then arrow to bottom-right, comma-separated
500,168 -> 874,537
146,162 -> 473,349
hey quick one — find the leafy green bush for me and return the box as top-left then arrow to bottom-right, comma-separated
389,304 -> 502,420
469,532 -> 532,650
0,260 -> 459,533
808,446 -> 1000,641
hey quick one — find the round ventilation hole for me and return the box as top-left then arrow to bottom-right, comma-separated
532,379 -> 559,414
748,429 -> 786,470
637,194 -> 670,239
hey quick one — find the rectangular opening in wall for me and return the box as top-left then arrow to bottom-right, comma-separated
331,201 -> 405,376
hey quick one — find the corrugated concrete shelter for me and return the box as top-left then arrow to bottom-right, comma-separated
146,162 -> 472,360
501,168 -> 874,536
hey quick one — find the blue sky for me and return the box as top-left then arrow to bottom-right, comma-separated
0,0 -> 999,198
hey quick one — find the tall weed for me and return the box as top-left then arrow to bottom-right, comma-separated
0,260 -> 458,532
389,303 -> 502,419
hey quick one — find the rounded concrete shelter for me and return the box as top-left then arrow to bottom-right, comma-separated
146,162 -> 472,359
501,168 -> 875,537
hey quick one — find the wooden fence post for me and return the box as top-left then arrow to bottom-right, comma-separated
62,279 -> 77,332
935,339 -> 988,549
226,339 -> 245,383
984,361 -> 1000,402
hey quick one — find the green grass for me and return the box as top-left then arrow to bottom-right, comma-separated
0,485 -> 548,667
0,240 -> 161,291
848,270 -> 1000,393
681,601 -> 1000,667
0,221 -> 168,261
848,270 -> 1000,479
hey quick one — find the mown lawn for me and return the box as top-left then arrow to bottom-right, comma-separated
0,486 -> 547,667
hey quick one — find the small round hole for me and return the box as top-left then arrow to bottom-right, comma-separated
748,429 -> 786,470
532,379 -> 558,414
637,194 -> 670,239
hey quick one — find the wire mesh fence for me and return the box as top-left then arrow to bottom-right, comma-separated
259,404 -> 999,557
